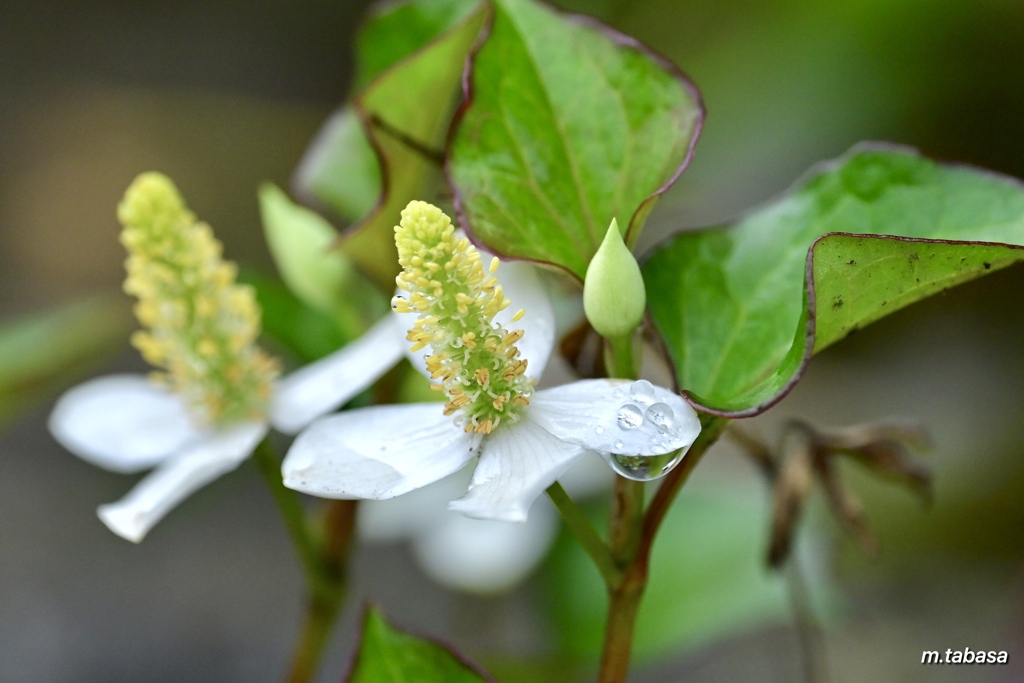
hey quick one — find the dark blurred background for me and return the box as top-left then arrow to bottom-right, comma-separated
2,0 -> 1023,681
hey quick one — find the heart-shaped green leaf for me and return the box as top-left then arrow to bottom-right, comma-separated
448,0 -> 703,280
294,0 -> 486,288
643,144 -> 1024,416
347,607 -> 490,683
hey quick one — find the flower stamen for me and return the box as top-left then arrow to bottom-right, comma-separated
392,201 -> 532,435
119,173 -> 278,426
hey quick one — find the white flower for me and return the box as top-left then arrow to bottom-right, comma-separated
49,377 -> 268,542
49,172 -> 280,543
281,201 -> 701,524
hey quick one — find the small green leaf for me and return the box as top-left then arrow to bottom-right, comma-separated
348,607 -> 490,683
448,0 -> 703,280
0,296 -> 131,425
643,144 -> 1024,416
259,183 -> 357,313
295,0 -> 487,288
259,185 -> 388,341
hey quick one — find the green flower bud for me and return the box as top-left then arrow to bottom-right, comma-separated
583,218 -> 646,339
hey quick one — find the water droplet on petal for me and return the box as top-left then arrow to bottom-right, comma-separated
614,440 -> 624,450
390,295 -> 407,310
629,379 -> 655,404
645,402 -> 675,434
600,450 -> 685,482
595,425 -> 605,435
616,404 -> 644,429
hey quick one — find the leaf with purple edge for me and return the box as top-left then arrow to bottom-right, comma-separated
642,144 -> 1024,417
447,0 -> 703,281
347,607 -> 491,683
293,0 -> 486,288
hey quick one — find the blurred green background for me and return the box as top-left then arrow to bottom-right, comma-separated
1,0 -> 1022,681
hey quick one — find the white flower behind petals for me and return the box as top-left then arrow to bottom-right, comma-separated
358,470 -> 561,594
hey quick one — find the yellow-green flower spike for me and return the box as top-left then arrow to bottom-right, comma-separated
119,172 -> 279,426
583,218 -> 647,339
392,201 -> 532,435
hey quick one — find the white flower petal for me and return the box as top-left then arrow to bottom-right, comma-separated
560,452 -> 615,499
412,497 -> 559,594
490,260 -> 555,379
529,379 -> 701,456
96,421 -> 266,542
269,316 -> 406,434
282,404 -> 478,500
449,415 -> 588,522
393,257 -> 555,382
48,374 -> 200,473
358,471 -> 471,542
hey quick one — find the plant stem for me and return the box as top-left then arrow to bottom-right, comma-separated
596,332 -> 645,682
639,418 -> 728,558
607,333 -> 635,381
598,476 -> 646,682
786,552 -> 830,683
546,482 -> 620,586
286,500 -> 357,683
252,439 -> 325,593
252,439 -> 356,683
596,418 -> 729,682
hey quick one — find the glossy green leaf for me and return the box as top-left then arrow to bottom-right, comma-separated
295,0 -> 486,288
643,145 -> 1024,416
348,607 -> 490,683
0,296 -> 131,425
549,490 -> 826,662
448,0 -> 703,280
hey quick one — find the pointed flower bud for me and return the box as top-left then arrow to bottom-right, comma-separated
583,218 -> 646,338
391,201 -> 532,435
119,172 -> 278,426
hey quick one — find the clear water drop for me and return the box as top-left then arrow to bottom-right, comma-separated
629,379 -> 656,404
600,449 -> 686,482
616,404 -> 644,429
594,425 -> 605,435
645,402 -> 675,434
390,295 -> 407,310
614,440 -> 624,450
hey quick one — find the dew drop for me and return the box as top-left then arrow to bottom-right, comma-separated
600,450 -> 686,482
645,402 -> 675,434
594,425 -> 605,435
629,379 -> 656,404
390,295 -> 407,310
614,440 -> 624,450
616,404 -> 644,430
